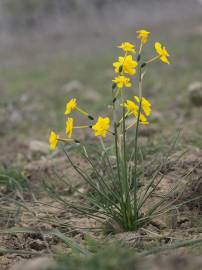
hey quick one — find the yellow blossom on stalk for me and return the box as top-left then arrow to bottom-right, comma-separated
112,75 -> 132,89
136,29 -> 150,44
124,100 -> 138,114
134,96 -> 151,116
49,131 -> 59,150
155,42 -> 170,64
133,111 -> 149,125
123,100 -> 149,125
92,117 -> 110,138
117,42 -> 136,53
139,115 -> 148,124
64,98 -> 77,115
66,117 -> 74,138
113,55 -> 138,75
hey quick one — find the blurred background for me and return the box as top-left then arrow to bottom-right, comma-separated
0,0 -> 202,166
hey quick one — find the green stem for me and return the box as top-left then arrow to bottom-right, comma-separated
121,92 -> 133,230
112,83 -> 128,229
133,66 -> 143,228
122,98 -> 128,188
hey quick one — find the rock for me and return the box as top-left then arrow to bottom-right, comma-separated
10,110 -> 22,124
150,110 -> 163,122
139,125 -> 159,137
19,94 -> 29,103
115,232 -> 141,246
29,140 -> 49,155
29,239 -> 47,251
188,81 -> 202,106
10,257 -> 56,270
62,80 -> 83,93
150,220 -> 167,230
84,89 -> 101,102
177,216 -> 191,229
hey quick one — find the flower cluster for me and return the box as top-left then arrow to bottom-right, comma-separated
47,28 -> 172,233
49,98 -> 111,149
123,96 -> 151,126
49,29 -> 170,150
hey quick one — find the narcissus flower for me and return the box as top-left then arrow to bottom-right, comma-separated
112,75 -> 132,89
117,42 -> 136,53
124,100 -> 139,114
49,131 -> 59,150
123,99 -> 149,125
134,96 -> 151,116
65,98 -> 77,114
66,117 -> 74,138
64,98 -> 93,119
155,42 -> 170,64
137,29 -> 150,44
92,117 -> 110,138
133,111 -> 149,125
113,55 -> 138,75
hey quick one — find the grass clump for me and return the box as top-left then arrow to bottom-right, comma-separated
0,167 -> 29,193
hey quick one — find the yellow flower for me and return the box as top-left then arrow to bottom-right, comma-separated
136,29 -> 150,44
134,111 -> 149,125
66,117 -> 74,138
155,42 -> 170,64
92,117 -> 110,138
112,75 -> 132,89
113,55 -> 138,75
124,100 -> 138,114
124,99 -> 149,125
64,98 -> 77,115
49,131 -> 59,150
134,96 -> 151,116
117,42 -> 136,53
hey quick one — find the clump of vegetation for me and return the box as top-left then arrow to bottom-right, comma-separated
0,168 -> 31,228
56,242 -> 138,270
0,167 -> 29,193
47,29 -> 185,232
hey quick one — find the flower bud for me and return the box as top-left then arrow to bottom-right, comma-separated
88,115 -> 94,120
141,62 -> 146,68
113,97 -> 117,103
119,65 -> 123,73
112,82 -> 117,90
